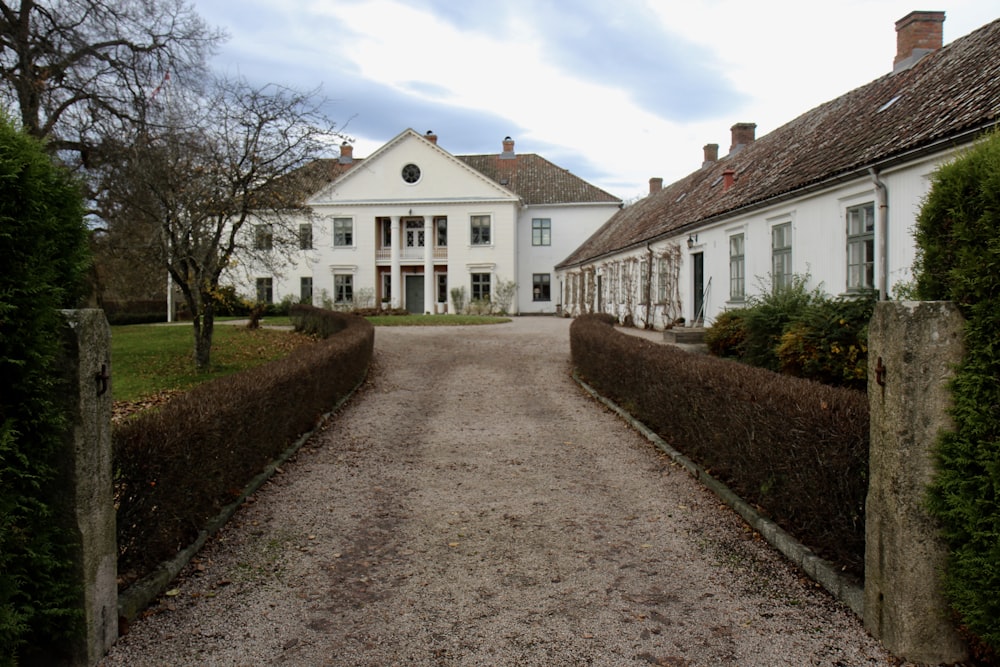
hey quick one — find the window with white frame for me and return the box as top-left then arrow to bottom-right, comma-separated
471,272 -> 491,301
333,217 -> 353,247
334,274 -> 353,304
300,276 -> 313,303
299,223 -> 313,250
254,224 -> 273,250
471,215 -> 491,245
729,233 -> 745,301
532,218 -> 551,246
771,222 -> 792,290
533,273 -> 551,301
437,273 -> 447,303
657,258 -> 667,303
381,273 -> 391,302
380,218 -> 391,248
846,203 -> 875,290
256,277 -> 273,304
436,218 -> 447,247
639,259 -> 649,303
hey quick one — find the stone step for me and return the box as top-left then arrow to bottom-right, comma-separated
663,327 -> 707,344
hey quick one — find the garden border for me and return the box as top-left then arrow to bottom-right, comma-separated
116,373 -> 368,625
573,370 -> 864,616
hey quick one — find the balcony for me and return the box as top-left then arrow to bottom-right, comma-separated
376,246 -> 448,263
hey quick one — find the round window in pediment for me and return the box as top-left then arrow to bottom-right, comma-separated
401,163 -> 421,184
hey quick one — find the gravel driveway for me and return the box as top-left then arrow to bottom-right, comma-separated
99,317 -> 902,666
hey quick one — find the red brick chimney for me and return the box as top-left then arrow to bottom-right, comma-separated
500,136 -> 515,160
338,141 -> 353,164
722,169 -> 736,191
703,143 -> 719,167
424,130 -> 438,145
894,11 -> 945,72
729,123 -> 756,155
649,177 -> 663,194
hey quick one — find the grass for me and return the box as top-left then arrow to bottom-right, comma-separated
111,323 -> 315,403
112,314 -> 510,403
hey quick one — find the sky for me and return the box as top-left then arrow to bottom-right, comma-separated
192,0 -> 998,201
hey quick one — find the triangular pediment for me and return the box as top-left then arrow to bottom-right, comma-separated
308,129 -> 519,205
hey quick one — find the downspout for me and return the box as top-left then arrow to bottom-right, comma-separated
869,167 -> 888,301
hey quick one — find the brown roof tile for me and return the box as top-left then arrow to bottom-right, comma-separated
558,17 -> 1000,269
457,153 -> 621,206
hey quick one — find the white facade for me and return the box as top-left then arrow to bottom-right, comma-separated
558,150 -> 951,328
235,129 -> 620,315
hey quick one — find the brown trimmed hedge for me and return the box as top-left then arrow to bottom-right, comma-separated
114,309 -> 373,584
571,313 -> 869,577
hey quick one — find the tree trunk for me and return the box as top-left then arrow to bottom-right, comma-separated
191,297 -> 215,372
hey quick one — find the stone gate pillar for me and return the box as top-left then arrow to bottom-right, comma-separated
865,301 -> 967,664
59,309 -> 117,665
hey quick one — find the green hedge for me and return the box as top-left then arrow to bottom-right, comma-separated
572,314 -> 869,578
915,129 -> 1000,654
114,310 -> 373,585
0,118 -> 90,664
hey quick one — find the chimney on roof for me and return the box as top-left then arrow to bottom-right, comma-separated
722,169 -> 736,192
729,123 -> 756,155
703,143 -> 719,167
649,177 -> 663,194
894,11 -> 945,73
424,130 -> 438,144
338,141 -> 353,164
500,136 -> 515,160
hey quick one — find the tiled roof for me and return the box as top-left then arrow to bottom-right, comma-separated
457,153 -> 621,206
557,17 -> 1000,269
285,148 -> 619,209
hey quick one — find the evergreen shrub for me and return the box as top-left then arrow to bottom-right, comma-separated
0,117 -> 90,664
914,130 -> 1000,654
114,310 -> 373,586
571,314 -> 869,577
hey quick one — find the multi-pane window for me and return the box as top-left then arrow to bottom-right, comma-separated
256,277 -> 273,304
381,274 -> 392,302
657,259 -> 667,303
533,273 -> 551,301
333,217 -> 353,247
334,274 -> 353,304
436,218 -> 447,247
381,218 -> 392,248
847,203 -> 875,290
729,233 -> 746,301
471,272 -> 491,301
437,274 -> 448,303
254,224 -> 273,250
771,223 -> 792,290
300,276 -> 313,303
532,218 -> 551,246
299,223 -> 313,250
471,215 -> 491,245
639,259 -> 649,303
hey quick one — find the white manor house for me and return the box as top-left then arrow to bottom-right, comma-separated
238,129 -> 621,315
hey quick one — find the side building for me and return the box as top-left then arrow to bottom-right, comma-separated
238,129 -> 621,315
556,11 -> 1000,328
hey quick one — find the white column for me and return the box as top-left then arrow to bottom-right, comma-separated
424,217 -> 435,314
390,216 -> 401,309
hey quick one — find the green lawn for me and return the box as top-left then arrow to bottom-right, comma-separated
111,314 -> 511,403
110,323 -> 314,403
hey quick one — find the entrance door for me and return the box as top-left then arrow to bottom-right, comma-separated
405,275 -> 424,314
692,252 -> 704,324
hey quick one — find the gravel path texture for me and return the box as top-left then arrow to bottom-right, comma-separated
99,317 -> 904,666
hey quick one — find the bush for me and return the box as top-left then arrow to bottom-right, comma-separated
914,129 -> 1000,652
704,310 -> 747,357
0,117 -> 90,663
572,314 -> 869,578
706,275 -> 873,390
113,309 -> 373,586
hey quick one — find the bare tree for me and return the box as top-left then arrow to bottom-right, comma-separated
0,0 -> 222,164
99,76 -> 342,370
